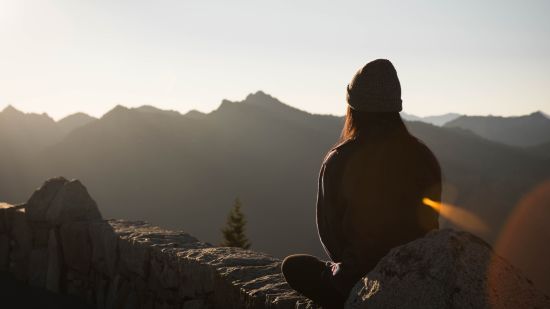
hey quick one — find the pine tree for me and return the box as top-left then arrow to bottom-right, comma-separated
220,197 -> 251,249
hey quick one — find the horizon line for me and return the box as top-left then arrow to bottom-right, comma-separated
1,91 -> 548,121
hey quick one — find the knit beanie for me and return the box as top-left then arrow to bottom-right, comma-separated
346,59 -> 402,112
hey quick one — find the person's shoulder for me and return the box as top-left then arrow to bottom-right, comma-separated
322,138 -> 359,167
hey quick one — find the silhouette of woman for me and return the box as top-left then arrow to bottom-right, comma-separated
281,59 -> 441,308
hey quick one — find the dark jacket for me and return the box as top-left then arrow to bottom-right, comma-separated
316,129 -> 441,291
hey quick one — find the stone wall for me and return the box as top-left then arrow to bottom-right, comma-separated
2,177 -> 549,309
0,177 -> 314,309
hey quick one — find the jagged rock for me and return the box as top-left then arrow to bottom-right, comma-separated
31,226 -> 51,247
0,233 -> 9,270
26,177 -> 102,225
46,179 -> 102,225
182,299 -> 206,309
89,221 -> 119,277
26,177 -> 67,222
1,179 -> 316,308
60,221 -> 92,274
9,208 -> 32,281
0,203 -> 10,271
46,229 -> 61,292
0,202 -> 11,232
118,235 -> 152,278
149,252 -> 180,290
28,248 -> 48,286
345,229 -> 550,309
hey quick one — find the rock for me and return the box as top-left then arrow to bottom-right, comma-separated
0,204 -> 13,271
25,177 -> 102,225
118,236 -> 151,278
0,202 -> 12,232
149,253 -> 179,290
28,248 -> 48,287
46,229 -> 61,292
9,208 -> 32,281
2,177 -> 314,309
46,179 -> 102,225
95,277 -> 108,309
345,229 -> 550,309
60,221 -> 92,274
25,177 -> 68,222
182,299 -> 207,309
105,275 -> 122,309
89,221 -> 119,277
0,233 -> 9,271
31,226 -> 51,248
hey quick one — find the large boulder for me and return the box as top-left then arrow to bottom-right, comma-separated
9,207 -> 33,281
59,221 -> 92,274
25,177 -> 67,222
345,229 -> 550,308
89,221 -> 119,277
25,177 -> 102,225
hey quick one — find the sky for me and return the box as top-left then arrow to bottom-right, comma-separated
0,0 -> 549,120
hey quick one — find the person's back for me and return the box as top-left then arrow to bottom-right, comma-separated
282,59 -> 442,309
318,116 -> 440,279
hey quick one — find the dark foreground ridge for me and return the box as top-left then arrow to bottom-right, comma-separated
1,178 -> 548,308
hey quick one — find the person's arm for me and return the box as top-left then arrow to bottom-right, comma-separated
316,150 -> 345,263
415,144 -> 442,233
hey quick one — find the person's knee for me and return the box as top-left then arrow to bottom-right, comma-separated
281,254 -> 302,278
281,254 -> 326,282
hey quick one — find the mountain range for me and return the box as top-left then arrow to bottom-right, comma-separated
400,112 -> 461,126
1,92 -> 549,265
444,112 -> 550,147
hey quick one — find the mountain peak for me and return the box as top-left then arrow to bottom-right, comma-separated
136,105 -> 182,116
2,104 -> 23,115
101,105 -> 131,119
184,109 -> 206,119
57,113 -> 96,131
243,91 -> 281,105
529,111 -> 547,119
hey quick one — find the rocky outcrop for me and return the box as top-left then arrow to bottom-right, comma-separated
0,178 -> 313,308
2,178 -> 549,308
345,229 -> 550,308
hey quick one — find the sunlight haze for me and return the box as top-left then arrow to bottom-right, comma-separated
0,0 -> 549,120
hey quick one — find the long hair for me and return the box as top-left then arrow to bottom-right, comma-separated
339,106 -> 409,143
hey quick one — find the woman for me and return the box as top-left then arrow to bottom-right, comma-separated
281,59 -> 442,308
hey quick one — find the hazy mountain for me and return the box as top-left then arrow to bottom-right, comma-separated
0,106 -> 97,200
57,112 -> 97,135
444,111 -> 550,147
183,110 -> 207,119
400,112 -> 422,122
136,105 -> 183,117
1,94 -> 548,263
0,106 -> 62,201
401,112 -> 461,126
526,141 -> 550,159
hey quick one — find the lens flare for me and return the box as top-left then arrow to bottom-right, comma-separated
491,180 -> 550,296
423,197 -> 489,235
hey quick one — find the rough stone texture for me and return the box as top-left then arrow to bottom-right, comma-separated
25,176 -> 102,225
345,229 -> 550,309
46,228 -> 61,292
60,221 -> 92,274
3,178 -> 548,309
0,178 -> 313,309
8,207 -> 33,281
0,233 -> 9,271
25,177 -> 67,222
89,220 -> 118,276
28,248 -> 49,286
